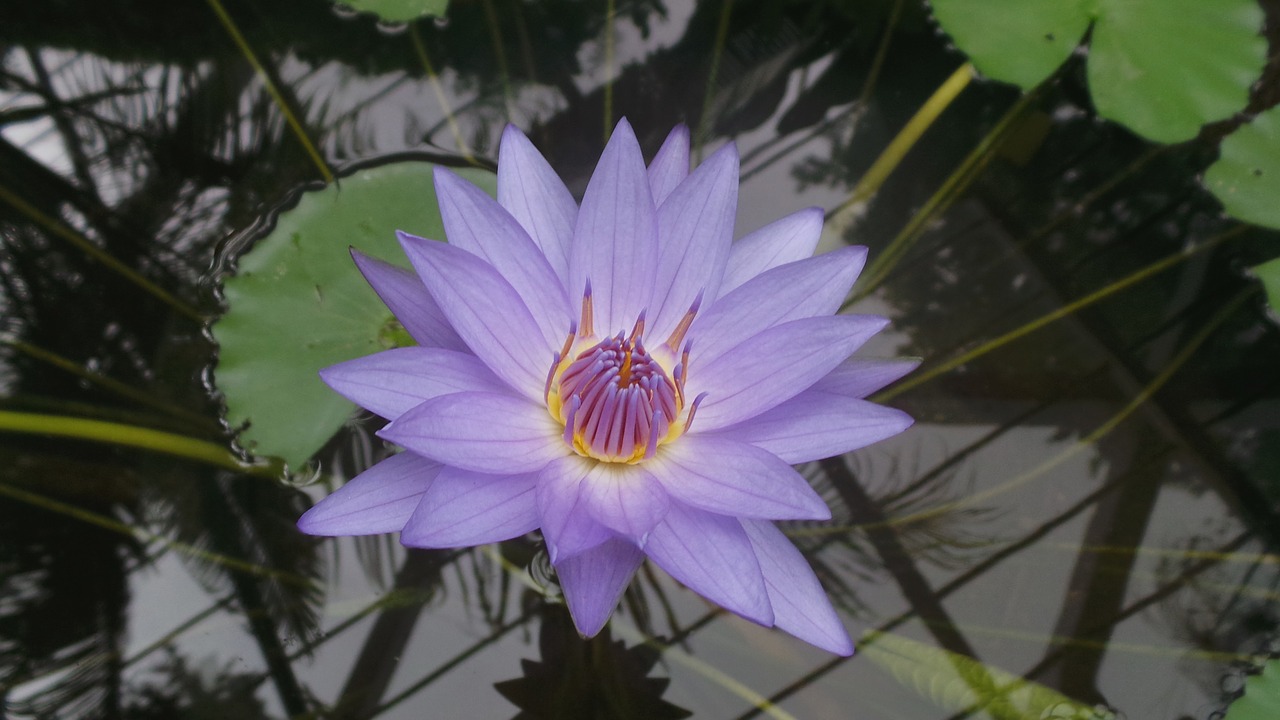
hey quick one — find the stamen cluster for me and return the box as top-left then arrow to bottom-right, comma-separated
558,331 -> 678,462
545,287 -> 702,463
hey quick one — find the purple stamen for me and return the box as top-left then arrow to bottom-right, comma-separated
556,314 -> 682,462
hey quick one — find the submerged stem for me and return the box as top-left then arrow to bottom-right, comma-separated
852,85 -> 1041,298
0,409 -> 280,478
410,23 -> 475,164
694,0 -> 735,160
0,184 -> 203,321
204,0 -> 334,184
829,62 -> 974,219
876,224 -> 1250,402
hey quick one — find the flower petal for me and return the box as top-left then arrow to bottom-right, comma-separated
379,391 -> 565,474
400,466 -> 539,548
721,207 -> 824,295
812,358 -> 921,399
741,519 -> 853,656
556,537 -> 644,637
649,436 -> 829,520
643,503 -> 773,626
569,118 -> 659,334
297,452 -> 441,536
537,455 -> 614,562
647,124 -> 690,207
399,232 -> 552,397
497,124 -> 577,282
434,168 -> 570,347
319,346 -> 506,420
351,250 -> 467,351
579,462 -> 671,544
649,142 -> 739,342
692,245 -> 867,364
710,390 -> 914,464
690,314 -> 889,431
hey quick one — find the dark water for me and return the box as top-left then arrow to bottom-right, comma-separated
2,1 -> 1279,718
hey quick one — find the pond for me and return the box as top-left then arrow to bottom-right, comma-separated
2,1 -> 1279,718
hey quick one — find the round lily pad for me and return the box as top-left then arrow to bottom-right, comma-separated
930,0 -> 1266,143
213,161 -> 495,470
338,0 -> 449,23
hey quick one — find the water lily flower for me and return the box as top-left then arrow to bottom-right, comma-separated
298,119 -> 914,655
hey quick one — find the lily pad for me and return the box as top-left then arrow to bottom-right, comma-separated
1254,257 -> 1280,321
930,0 -> 1266,143
1224,659 -> 1280,720
338,0 -> 449,23
929,0 -> 1089,91
1204,105 -> 1280,229
213,161 -> 495,470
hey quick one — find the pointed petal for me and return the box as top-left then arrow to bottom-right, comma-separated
741,519 -> 853,656
649,142 -> 739,341
536,455 -> 614,562
644,503 -> 773,625
650,436 -> 829,520
400,466 -> 539,548
647,124 -> 690,207
320,347 -> 505,420
692,246 -> 867,364
498,124 -> 577,281
400,232 -> 553,398
556,537 -> 644,637
813,358 -> 921,399
690,314 -> 889,431
297,452 -> 441,536
710,391 -> 914,464
434,168 -> 571,347
379,391 -> 564,474
352,250 -> 467,351
721,207 -> 824,294
569,118 -> 659,334
579,462 -> 671,544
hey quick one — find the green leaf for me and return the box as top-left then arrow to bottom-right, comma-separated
929,0 -> 1092,90
212,161 -> 495,470
859,631 -> 1112,720
339,0 -> 449,23
1088,0 -> 1265,144
930,0 -> 1266,143
1204,106 -> 1280,229
1254,257 -> 1280,321
1225,659 -> 1280,720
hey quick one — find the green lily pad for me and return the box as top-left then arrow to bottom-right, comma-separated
1225,659 -> 1280,720
213,161 -> 495,470
929,0 -> 1090,91
338,0 -> 449,23
930,0 -> 1265,143
1254,257 -> 1280,321
1204,106 -> 1280,229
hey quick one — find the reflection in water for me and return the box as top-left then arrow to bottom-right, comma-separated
495,606 -> 691,720
2,0 -> 1279,718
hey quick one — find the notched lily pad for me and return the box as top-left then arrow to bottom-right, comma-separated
213,160 -> 494,470
1204,105 -> 1280,230
930,0 -> 1266,143
336,0 -> 449,23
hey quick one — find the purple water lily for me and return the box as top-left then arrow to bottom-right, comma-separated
298,119 -> 914,655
